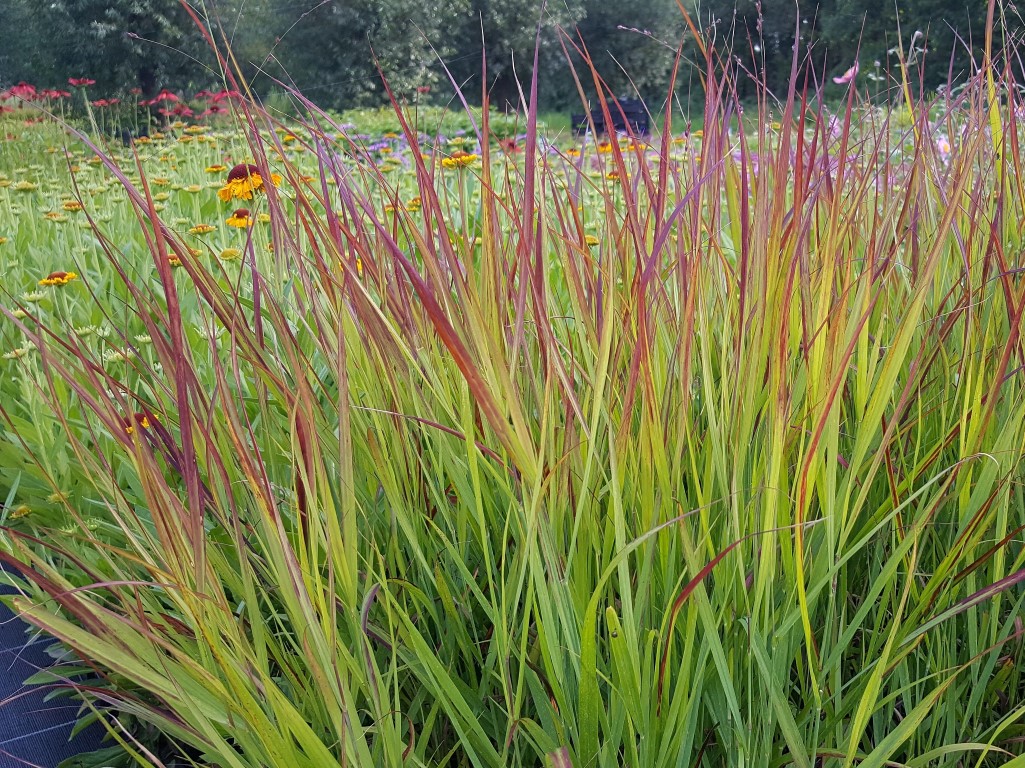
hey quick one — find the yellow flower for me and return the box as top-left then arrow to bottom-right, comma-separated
39,270 -> 78,286
406,196 -> 422,212
152,177 -> 171,186
124,412 -> 155,435
13,181 -> 38,192
218,163 -> 282,202
566,148 -> 581,157
0,238 -> 7,245
226,209 -> 253,228
258,213 -> 271,223
218,247 -> 242,260
183,184 -> 203,193
189,223 -> 216,235
43,212 -> 68,223
441,151 -> 479,169
9,504 -> 31,519
62,200 -> 84,212
584,235 -> 600,248
205,164 -> 228,173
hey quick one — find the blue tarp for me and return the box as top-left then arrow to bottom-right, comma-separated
0,579 -> 103,768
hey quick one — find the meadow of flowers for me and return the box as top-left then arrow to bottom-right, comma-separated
0,30 -> 1024,768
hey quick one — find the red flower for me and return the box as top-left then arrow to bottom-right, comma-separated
4,82 -> 38,100
129,87 -> 142,95
68,78 -> 96,87
211,89 -> 241,103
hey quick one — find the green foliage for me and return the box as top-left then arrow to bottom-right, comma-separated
3,0 -> 1023,112
41,0 -> 212,96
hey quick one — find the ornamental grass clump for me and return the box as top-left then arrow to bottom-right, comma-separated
1,2 -> 1024,766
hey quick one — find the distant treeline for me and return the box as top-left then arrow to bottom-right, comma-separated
0,0 -> 1018,111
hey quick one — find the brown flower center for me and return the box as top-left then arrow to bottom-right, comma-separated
226,163 -> 261,182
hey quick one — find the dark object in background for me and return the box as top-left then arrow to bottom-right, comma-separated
571,98 -> 649,136
0,568 -> 104,768
115,126 -> 149,146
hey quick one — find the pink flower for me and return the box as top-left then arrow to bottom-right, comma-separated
833,63 -> 858,85
4,82 -> 38,100
68,78 -> 96,87
211,89 -> 241,103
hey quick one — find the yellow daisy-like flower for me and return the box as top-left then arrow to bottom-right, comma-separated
584,235 -> 600,248
62,200 -> 84,212
205,164 -> 228,174
566,148 -> 582,158
152,177 -> 171,186
441,151 -> 479,170
218,247 -> 242,261
226,209 -> 253,228
258,213 -> 271,223
39,270 -> 78,287
218,163 -> 282,202
406,196 -> 422,212
168,255 -> 183,268
43,212 -> 68,223
189,224 -> 216,235
13,181 -> 38,192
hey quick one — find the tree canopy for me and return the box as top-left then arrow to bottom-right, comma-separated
0,0 -> 1018,110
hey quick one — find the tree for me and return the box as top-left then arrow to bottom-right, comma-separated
268,0 -> 462,108
0,0 -> 60,87
42,0 -> 211,96
443,0 -> 588,110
